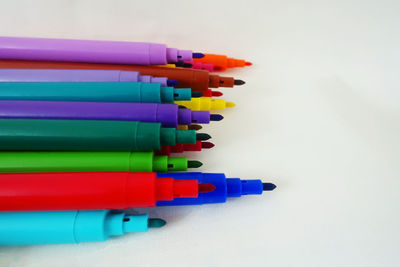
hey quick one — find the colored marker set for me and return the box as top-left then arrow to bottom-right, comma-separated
0,36 -> 275,245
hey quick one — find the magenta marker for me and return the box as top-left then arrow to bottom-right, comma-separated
0,36 -> 199,65
0,101 -> 212,127
0,69 -> 169,86
186,61 -> 215,72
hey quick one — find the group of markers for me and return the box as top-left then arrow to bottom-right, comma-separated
0,36 -> 276,245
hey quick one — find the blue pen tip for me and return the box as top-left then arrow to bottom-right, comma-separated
262,183 -> 276,191
192,52 -> 205,59
210,114 -> 224,121
167,80 -> 179,86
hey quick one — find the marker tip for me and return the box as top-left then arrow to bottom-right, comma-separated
167,80 -> 179,86
262,183 -> 276,191
245,61 -> 253,66
212,91 -> 223,97
192,52 -> 205,59
226,102 -> 236,108
201,141 -> 215,149
196,133 -> 212,141
187,124 -> 202,131
234,79 -> 246,86
148,218 -> 167,228
198,183 -> 216,193
188,160 -> 203,168
210,114 -> 224,121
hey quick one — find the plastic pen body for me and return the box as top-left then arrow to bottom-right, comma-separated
0,69 -> 169,86
0,82 -> 192,103
0,101 -> 210,127
0,119 -> 196,151
0,151 -> 188,172
0,211 -> 150,245
0,171 -> 198,211
0,36 -> 192,64
0,60 -> 236,91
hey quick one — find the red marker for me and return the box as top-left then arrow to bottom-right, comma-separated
155,141 -> 215,156
0,171 -> 215,211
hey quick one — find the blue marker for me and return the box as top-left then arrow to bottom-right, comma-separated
156,172 -> 276,206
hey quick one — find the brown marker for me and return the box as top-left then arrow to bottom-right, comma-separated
0,60 -> 245,91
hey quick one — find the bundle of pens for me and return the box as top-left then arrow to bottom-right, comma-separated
0,36 -> 276,245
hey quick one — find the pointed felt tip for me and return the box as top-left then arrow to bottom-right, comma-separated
191,91 -> 204,98
188,160 -> 203,168
198,183 -> 216,193
196,133 -> 212,141
201,141 -> 215,149
175,61 -> 193,68
234,79 -> 245,86
167,80 -> 179,86
188,124 -> 202,131
210,114 -> 224,121
245,61 -> 253,66
263,183 -> 276,191
226,102 -> 235,108
148,218 -> 167,228
178,105 -> 187,109
192,52 -> 205,59
212,91 -> 223,97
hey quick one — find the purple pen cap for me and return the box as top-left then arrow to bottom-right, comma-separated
178,109 -> 210,125
151,77 -> 168,86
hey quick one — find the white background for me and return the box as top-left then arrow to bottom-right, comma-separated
0,0 -> 399,266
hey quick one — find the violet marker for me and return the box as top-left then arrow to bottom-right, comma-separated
0,69 -> 172,86
0,101 -> 222,128
0,36 -> 204,65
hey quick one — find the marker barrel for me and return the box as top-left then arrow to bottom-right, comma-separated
0,211 -> 149,245
0,82 -> 192,103
0,101 -> 210,127
0,171 -> 198,211
0,119 -> 196,151
0,151 -> 188,173
0,69 -> 169,86
0,36 -> 192,64
0,60 -> 236,91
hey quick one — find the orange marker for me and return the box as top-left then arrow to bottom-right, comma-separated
193,54 -> 252,71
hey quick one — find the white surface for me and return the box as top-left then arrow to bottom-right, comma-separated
0,0 -> 399,266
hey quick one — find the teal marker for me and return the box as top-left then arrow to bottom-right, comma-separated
0,210 -> 166,245
0,82 -> 201,103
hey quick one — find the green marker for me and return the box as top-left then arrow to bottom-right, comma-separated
0,151 -> 202,173
0,119 -> 197,151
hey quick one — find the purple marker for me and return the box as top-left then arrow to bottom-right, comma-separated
0,101 -> 211,127
0,69 -> 169,86
0,36 -> 193,65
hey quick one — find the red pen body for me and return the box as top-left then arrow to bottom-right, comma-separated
0,171 -> 198,211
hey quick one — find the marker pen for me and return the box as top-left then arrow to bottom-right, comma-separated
0,68 -> 171,86
0,151 -> 202,173
157,172 -> 276,206
202,89 -> 223,98
0,211 -> 165,245
155,141 -> 215,156
193,54 -> 252,71
0,101 -> 215,127
175,97 -> 236,111
0,60 -> 245,91
0,82 -> 197,103
0,36 -> 198,64
0,171 -> 215,211
0,119 -> 198,151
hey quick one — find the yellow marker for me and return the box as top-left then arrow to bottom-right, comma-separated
155,64 -> 176,68
175,97 -> 235,111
